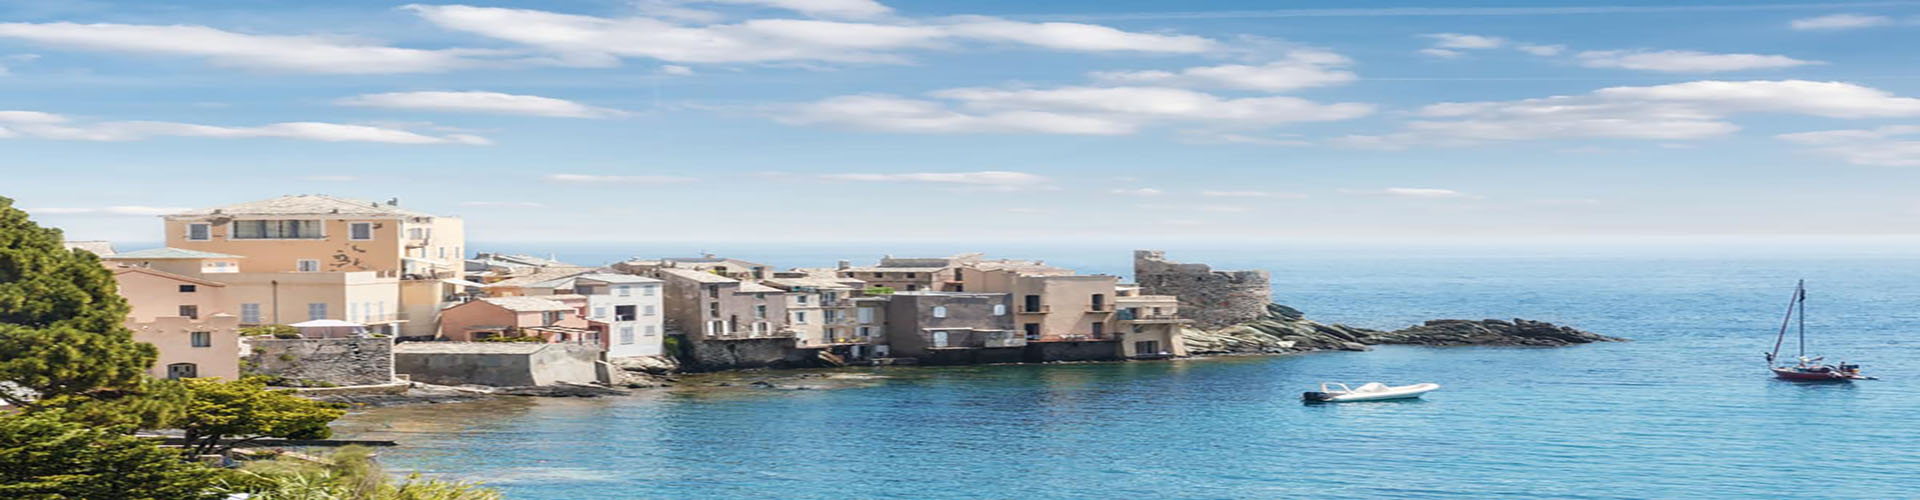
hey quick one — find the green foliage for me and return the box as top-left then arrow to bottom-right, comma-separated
215,446 -> 503,500
177,377 -> 347,456
0,411 -> 219,500
862,286 -> 895,295
0,196 -> 158,407
243,324 -> 302,338
476,335 -> 544,343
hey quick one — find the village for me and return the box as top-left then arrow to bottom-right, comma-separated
79,194 -> 1278,391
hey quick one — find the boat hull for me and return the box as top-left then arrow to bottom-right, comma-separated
1771,367 -> 1859,381
1304,383 -> 1440,403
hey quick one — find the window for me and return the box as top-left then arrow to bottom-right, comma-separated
350,222 -> 373,240
796,295 -> 809,305
438,247 -> 447,258
858,307 -> 874,324
307,303 -> 327,320
905,285 -> 919,291
178,305 -> 198,320
794,311 -> 808,324
1091,293 -> 1106,311
754,305 -> 767,319
1092,322 -> 1105,336
932,306 -> 947,318
642,285 -> 656,297
858,326 -> 873,337
617,285 -> 631,297
190,331 -> 211,348
953,285 -> 964,292
179,284 -> 197,293
594,306 -> 607,318
349,302 -> 359,322
1024,295 -> 1042,313
993,304 -> 1006,316
240,303 -> 261,324
872,272 -> 883,278
615,305 -> 636,321
906,273 -> 917,278
544,311 -> 563,325
644,325 -> 658,335
620,326 -> 635,345
297,259 -> 320,272
187,223 -> 211,241
231,220 -> 323,239
954,269 -> 964,281
708,302 -> 719,317
166,363 -> 198,379
707,286 -> 719,299
643,305 -> 656,316
1024,323 -> 1040,340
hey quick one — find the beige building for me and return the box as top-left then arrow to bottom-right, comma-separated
761,274 -> 865,348
154,195 -> 466,337
615,255 -> 772,281
437,295 -> 596,343
110,266 -> 241,380
655,268 -> 791,340
105,249 -> 403,333
1114,285 -> 1190,358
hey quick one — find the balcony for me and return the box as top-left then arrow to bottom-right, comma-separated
613,314 -> 637,321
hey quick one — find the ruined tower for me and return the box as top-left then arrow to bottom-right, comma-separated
1133,250 -> 1272,329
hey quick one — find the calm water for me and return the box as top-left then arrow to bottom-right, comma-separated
335,251 -> 1920,499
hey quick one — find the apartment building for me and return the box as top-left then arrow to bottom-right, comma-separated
570,274 -> 666,358
655,268 -> 791,340
1114,285 -> 1191,358
761,274 -> 865,349
110,265 -> 241,380
158,195 -> 466,337
881,292 -> 1022,362
104,249 -> 401,332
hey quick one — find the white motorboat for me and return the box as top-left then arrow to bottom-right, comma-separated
1303,382 -> 1439,403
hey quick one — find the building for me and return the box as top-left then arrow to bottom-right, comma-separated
655,268 -> 791,340
881,292 -> 1023,363
110,266 -> 241,380
1114,286 -> 1191,359
1133,250 -> 1271,329
437,295 -> 596,344
569,273 -> 666,358
158,195 -> 468,338
614,255 -> 772,281
835,257 -> 949,292
103,248 -> 403,334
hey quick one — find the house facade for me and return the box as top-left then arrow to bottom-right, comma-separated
437,296 -> 595,344
656,268 -> 791,340
111,266 -> 241,380
881,292 -> 1021,361
1114,286 -> 1190,358
571,274 -> 666,358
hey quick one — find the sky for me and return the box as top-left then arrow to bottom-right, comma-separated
5,0 -> 1920,245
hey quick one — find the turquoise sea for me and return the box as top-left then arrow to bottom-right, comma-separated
334,244 -> 1920,499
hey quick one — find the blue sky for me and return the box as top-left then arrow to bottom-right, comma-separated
5,0 -> 1920,244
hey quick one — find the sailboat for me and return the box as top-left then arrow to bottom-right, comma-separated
1765,280 -> 1873,381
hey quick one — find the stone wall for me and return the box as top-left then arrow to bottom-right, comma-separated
917,347 -> 1026,366
1024,341 -> 1121,362
1133,250 -> 1272,329
392,343 -> 602,387
683,337 -> 813,371
246,337 -> 395,386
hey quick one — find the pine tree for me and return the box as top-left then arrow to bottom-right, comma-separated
0,195 -> 158,407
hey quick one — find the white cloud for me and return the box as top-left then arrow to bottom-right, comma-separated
0,22 -> 514,73
460,201 -> 548,207
1777,125 -> 1920,166
777,94 -> 1135,135
1110,187 -> 1163,196
1576,50 -> 1819,72
1422,33 -> 1504,49
819,171 -> 1049,189
28,206 -> 191,216
660,65 -> 695,75
1343,80 -> 1920,147
1088,49 -> 1355,92
1341,187 -> 1478,199
1417,48 -> 1464,58
545,174 -> 698,183
336,91 -> 626,118
403,4 -> 1216,67
696,0 -> 892,19
0,110 -> 490,144
1137,203 -> 1251,213
780,86 -> 1371,136
300,175 -> 359,181
1516,44 -> 1565,56
1790,13 -> 1894,30
1201,190 -> 1294,198
1178,131 -> 1312,146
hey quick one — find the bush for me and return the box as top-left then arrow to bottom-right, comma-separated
243,325 -> 302,339
215,446 -> 502,500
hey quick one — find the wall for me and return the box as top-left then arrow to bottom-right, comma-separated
165,216 -> 406,274
245,337 -> 395,386
882,293 -> 1015,358
918,347 -> 1025,365
218,271 -> 400,329
682,337 -> 812,371
397,279 -> 449,338
131,315 -> 242,380
437,300 -> 517,341
114,268 -> 229,323
1012,274 -> 1118,340
393,343 -> 600,386
1024,340 -> 1121,362
1133,250 -> 1272,330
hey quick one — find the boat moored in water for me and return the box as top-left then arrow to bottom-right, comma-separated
1764,280 -> 1875,382
1303,382 -> 1440,403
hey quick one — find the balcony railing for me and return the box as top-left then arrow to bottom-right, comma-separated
613,314 -> 637,321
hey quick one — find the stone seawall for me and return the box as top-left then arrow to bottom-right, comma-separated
684,337 -> 815,371
246,337 -> 395,386
1134,250 -> 1272,329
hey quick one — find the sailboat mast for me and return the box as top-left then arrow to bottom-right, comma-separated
1797,280 -> 1806,358
1770,281 -> 1797,363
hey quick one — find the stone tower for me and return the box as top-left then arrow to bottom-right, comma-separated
1133,250 -> 1271,329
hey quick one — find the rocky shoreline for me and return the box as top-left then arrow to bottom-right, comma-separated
1181,303 -> 1625,355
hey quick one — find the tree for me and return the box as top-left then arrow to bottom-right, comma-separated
0,411 -> 218,500
0,195 -> 157,407
177,377 -> 347,456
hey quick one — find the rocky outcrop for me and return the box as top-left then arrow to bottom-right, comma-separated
1181,303 -> 1621,355
611,355 -> 681,374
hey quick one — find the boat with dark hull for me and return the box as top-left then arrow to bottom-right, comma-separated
1765,280 -> 1873,382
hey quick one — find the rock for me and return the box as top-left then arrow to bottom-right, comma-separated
494,384 -> 630,398
612,370 -> 671,388
1182,303 -> 1621,356
610,355 -> 681,374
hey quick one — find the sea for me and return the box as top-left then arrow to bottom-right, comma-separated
330,240 -> 1920,499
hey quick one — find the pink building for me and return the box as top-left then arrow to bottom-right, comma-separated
437,296 -> 599,346
111,266 -> 241,380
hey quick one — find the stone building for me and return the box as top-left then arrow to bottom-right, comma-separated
1132,250 -> 1271,330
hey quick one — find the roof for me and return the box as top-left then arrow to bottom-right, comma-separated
736,282 -> 783,293
478,296 -> 575,312
105,247 -> 243,260
658,268 -> 738,284
485,266 -> 594,288
394,342 -> 552,355
64,240 -> 115,256
840,266 -> 946,274
169,195 -> 438,219
111,265 -> 228,287
761,276 -> 860,290
574,273 -> 661,284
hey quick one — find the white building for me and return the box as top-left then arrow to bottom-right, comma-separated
572,273 -> 666,358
